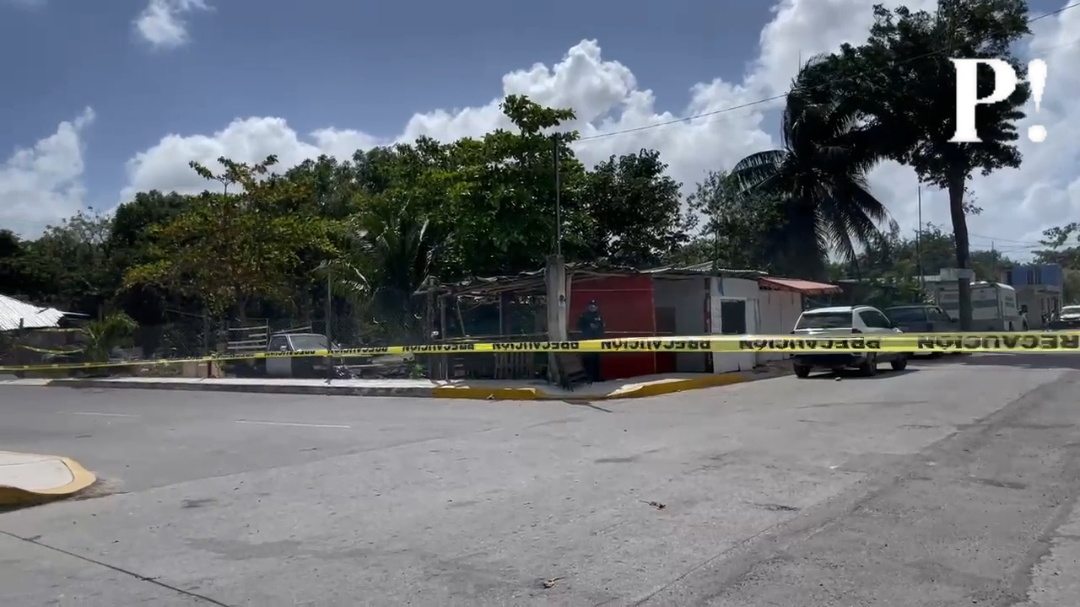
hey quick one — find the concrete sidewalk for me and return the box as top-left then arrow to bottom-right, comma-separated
0,451 -> 96,507
1,365 -> 791,399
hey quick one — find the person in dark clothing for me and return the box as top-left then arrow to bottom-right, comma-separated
578,300 -> 605,382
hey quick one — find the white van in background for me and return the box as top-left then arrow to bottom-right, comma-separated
933,282 -> 1025,331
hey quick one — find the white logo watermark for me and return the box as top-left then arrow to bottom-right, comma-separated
949,58 -> 1048,143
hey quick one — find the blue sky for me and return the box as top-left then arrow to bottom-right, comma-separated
0,0 -> 772,213
0,0 -> 1077,259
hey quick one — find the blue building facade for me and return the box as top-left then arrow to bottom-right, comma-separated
1002,264 -> 1063,289
999,264 -> 1063,328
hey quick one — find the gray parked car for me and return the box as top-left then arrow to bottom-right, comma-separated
884,304 -> 957,357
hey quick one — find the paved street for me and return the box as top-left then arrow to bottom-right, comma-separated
1,354 -> 1079,605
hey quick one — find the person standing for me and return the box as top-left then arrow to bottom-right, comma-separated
578,300 -> 605,382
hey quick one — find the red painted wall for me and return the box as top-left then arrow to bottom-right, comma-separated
570,275 -> 657,379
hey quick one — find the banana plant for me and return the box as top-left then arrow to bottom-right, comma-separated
81,312 -> 137,362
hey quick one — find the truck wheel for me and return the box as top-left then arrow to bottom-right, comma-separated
890,356 -> 908,371
794,364 -> 811,378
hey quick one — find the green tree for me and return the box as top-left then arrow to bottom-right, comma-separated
686,171 -> 816,276
832,0 -> 1031,329
436,95 -> 588,275
125,156 -> 338,318
731,57 -> 889,276
1035,223 -> 1080,268
851,222 -> 1014,282
106,191 -> 194,326
579,149 -> 687,266
12,209 -> 116,313
108,191 -> 191,255
0,230 -> 41,299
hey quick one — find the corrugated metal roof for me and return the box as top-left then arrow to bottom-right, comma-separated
0,294 -> 67,332
423,262 -> 769,295
673,262 -> 767,276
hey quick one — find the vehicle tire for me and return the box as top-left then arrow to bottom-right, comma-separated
859,355 -> 878,377
890,356 -> 908,371
793,364 -> 812,379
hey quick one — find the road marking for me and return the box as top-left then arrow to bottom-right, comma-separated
67,411 -> 140,418
235,420 -> 351,429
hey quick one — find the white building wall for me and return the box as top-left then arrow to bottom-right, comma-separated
756,289 -> 803,363
709,277 -> 760,373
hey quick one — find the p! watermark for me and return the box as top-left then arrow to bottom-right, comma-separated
949,58 -> 1048,143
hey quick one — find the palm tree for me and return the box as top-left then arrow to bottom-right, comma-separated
324,197 -> 447,344
731,56 -> 890,278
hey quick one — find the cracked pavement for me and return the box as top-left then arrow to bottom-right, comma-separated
1,354 -> 1078,605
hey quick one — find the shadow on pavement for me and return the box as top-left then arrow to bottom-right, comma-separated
803,368 -> 920,380
948,353 -> 1080,371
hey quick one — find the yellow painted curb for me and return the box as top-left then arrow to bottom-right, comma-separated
431,386 -> 543,400
431,372 -> 755,401
0,453 -> 97,508
602,373 -> 750,399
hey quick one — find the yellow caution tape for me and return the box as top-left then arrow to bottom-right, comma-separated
1,332 -> 1077,372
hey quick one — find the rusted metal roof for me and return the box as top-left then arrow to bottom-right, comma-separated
421,262 -> 767,296
758,277 -> 842,295
0,294 -> 67,332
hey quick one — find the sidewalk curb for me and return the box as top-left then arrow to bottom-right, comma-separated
41,369 -> 787,400
0,453 -> 97,508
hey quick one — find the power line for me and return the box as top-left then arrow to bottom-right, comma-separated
574,2 -> 1080,144
968,231 -> 1046,246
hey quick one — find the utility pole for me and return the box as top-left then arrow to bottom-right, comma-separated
553,133 -> 562,257
916,186 -> 924,287
325,266 -> 333,383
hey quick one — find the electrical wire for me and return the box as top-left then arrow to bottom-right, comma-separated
574,2 -> 1080,143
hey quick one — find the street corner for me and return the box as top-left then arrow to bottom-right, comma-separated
595,363 -> 795,400
0,451 -> 97,509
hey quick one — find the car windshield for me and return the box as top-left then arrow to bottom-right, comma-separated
795,311 -> 853,330
288,335 -> 329,351
885,307 -> 927,323
1061,306 -> 1080,315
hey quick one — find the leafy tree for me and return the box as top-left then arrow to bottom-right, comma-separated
732,56 -> 889,273
579,149 -> 687,266
12,209 -> 116,313
283,155 -> 364,220
850,221 -> 1014,282
124,156 -> 338,318
1035,223 -> 1080,268
435,95 -> 588,276
0,230 -> 39,299
108,191 -> 191,255
686,171 -> 818,276
831,0 -> 1031,329
105,191 -> 194,325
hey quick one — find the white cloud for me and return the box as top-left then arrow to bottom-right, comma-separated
0,108 -> 94,237
133,0 -> 208,49
871,1 -> 1080,259
15,0 -> 1077,260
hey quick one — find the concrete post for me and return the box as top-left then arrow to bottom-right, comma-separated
545,255 -> 568,384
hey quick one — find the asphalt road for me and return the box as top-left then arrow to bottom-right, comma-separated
1,354 -> 1079,606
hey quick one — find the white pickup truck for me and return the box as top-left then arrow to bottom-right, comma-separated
264,332 -> 345,378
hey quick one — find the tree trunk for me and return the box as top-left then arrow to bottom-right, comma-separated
947,174 -> 972,331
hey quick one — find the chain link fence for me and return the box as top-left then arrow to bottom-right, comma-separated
2,287 -> 553,382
